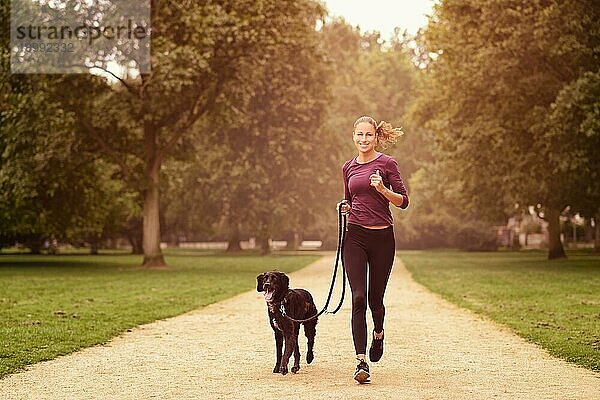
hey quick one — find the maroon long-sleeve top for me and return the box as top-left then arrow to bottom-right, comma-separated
342,153 -> 409,227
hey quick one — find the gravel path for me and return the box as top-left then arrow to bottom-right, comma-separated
1,256 -> 598,399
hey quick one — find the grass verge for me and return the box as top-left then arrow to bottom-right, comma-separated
399,249 -> 600,372
0,250 -> 319,378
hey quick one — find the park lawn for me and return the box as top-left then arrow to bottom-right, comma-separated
0,250 -> 319,378
399,249 -> 600,372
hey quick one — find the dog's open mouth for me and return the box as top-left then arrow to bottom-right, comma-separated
264,287 -> 274,301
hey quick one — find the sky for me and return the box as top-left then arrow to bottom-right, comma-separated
323,0 -> 436,39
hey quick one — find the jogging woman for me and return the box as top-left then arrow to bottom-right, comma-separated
339,115 -> 409,383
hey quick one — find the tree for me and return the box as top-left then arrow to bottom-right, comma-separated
160,14 -> 422,254
0,74 -> 130,252
61,0 -> 332,266
195,0 -> 334,253
411,0 -> 600,258
542,71 -> 600,252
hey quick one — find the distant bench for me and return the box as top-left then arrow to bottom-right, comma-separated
173,240 -> 323,250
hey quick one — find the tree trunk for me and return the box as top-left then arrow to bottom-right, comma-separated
595,213 -> 600,253
129,234 -> 143,254
90,241 -> 99,255
258,224 -> 270,255
227,223 -> 242,252
225,195 -> 242,252
27,236 -> 43,254
30,242 -> 42,254
286,232 -> 301,250
124,217 -> 144,254
294,232 -> 301,250
141,124 -> 166,268
259,235 -> 270,255
584,219 -> 593,243
546,207 -> 566,260
510,229 -> 520,250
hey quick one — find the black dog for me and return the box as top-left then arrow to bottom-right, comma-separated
257,271 -> 318,375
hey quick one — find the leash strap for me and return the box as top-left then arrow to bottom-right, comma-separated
280,204 -> 347,323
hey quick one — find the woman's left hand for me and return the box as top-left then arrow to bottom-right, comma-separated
370,170 -> 386,193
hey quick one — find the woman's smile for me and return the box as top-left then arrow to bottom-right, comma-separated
353,121 -> 378,155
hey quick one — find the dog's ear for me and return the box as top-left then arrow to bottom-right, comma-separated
256,273 -> 265,292
279,273 -> 289,290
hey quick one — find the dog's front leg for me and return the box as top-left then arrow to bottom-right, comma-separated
291,324 -> 301,373
273,330 -> 283,373
291,342 -> 300,374
305,319 -> 316,364
279,333 -> 296,375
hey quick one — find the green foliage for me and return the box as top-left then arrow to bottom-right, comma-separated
393,162 -> 498,250
158,1 -> 334,250
392,162 -> 457,248
0,251 -> 319,377
407,0 -> 600,254
160,16 -> 420,250
0,73 -> 134,249
542,71 -> 600,217
5,0 -> 597,254
1,1 -> 339,254
453,221 -> 498,251
401,250 -> 600,371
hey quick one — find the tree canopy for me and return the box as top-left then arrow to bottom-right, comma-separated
410,0 -> 600,258
2,0 -> 598,257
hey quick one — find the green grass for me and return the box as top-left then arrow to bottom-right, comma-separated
0,250 -> 319,378
399,249 -> 600,371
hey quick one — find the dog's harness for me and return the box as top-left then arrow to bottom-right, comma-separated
279,203 -> 347,323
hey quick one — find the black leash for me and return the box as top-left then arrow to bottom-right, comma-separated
280,203 -> 347,323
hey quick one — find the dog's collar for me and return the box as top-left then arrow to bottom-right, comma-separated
266,289 -> 290,305
278,293 -> 293,316
267,298 -> 284,313
266,300 -> 287,315
266,289 -> 292,314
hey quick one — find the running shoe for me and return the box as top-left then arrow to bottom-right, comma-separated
354,359 -> 370,384
369,329 -> 384,362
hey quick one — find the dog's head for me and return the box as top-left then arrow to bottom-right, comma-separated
256,270 -> 289,303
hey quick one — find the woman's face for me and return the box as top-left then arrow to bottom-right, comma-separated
353,122 -> 377,155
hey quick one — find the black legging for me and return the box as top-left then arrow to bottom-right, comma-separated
343,223 -> 395,355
